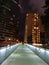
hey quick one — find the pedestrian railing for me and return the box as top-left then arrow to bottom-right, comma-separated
0,44 -> 19,64
26,44 -> 49,64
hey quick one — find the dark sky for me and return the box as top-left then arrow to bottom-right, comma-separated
19,0 -> 45,14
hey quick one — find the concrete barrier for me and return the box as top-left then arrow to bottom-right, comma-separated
0,44 -> 19,64
26,44 -> 49,64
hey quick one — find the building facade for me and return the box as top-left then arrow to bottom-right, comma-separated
25,13 -> 45,44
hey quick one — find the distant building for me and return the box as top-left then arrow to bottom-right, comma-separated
25,13 -> 45,44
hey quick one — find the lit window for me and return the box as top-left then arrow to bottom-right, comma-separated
34,27 -> 36,29
26,13 -> 29,16
34,13 -> 37,16
37,16 -> 38,19
34,19 -> 36,21
10,18 -> 13,21
13,15 -> 15,17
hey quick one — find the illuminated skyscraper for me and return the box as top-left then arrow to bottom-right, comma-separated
25,13 -> 43,44
32,13 -> 40,43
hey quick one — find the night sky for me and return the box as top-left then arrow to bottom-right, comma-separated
19,0 -> 45,14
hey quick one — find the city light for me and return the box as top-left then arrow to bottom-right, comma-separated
34,13 -> 37,16
12,0 -> 17,4
9,38 -> 11,41
26,13 -> 29,16
34,19 -> 37,21
33,43 -> 43,47
13,15 -> 15,17
10,18 -> 13,21
2,5 -> 11,11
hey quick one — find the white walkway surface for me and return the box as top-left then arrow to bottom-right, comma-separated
1,44 -> 48,65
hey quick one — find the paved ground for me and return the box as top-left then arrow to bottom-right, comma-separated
1,44 -> 48,65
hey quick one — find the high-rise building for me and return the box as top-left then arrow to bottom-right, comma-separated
25,13 -> 45,44
32,13 -> 40,43
0,0 -> 21,46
